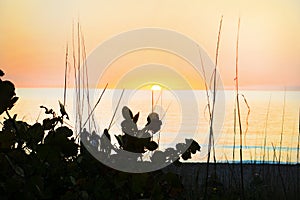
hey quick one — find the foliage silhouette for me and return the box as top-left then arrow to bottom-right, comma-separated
0,69 -> 201,200
0,70 -> 18,115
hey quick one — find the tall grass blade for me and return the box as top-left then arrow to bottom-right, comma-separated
63,43 -> 68,107
240,94 -> 250,147
204,15 -> 223,199
81,83 -> 108,130
263,94 -> 272,165
279,89 -> 286,164
233,106 -> 237,162
234,17 -> 245,200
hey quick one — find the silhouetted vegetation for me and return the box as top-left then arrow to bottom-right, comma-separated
0,70 -> 202,199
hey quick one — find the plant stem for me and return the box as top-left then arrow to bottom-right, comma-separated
63,43 -> 68,107
263,95 -> 272,164
233,106 -> 236,162
82,83 -> 108,129
204,15 -> 223,200
279,89 -> 286,164
234,17 -> 245,200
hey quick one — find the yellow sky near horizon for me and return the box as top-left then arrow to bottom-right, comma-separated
0,0 -> 299,89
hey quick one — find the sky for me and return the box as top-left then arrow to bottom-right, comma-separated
0,0 -> 299,90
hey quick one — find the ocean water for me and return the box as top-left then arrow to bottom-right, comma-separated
4,88 -> 300,163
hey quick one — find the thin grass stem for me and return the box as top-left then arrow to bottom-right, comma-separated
279,89 -> 286,164
204,15 -> 223,200
76,83 -> 108,139
234,17 -> 245,200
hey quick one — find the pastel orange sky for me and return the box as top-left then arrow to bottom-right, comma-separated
0,0 -> 299,89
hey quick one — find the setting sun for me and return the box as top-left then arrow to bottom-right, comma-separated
151,84 -> 161,91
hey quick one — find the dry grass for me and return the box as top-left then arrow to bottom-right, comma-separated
203,15 -> 223,199
279,90 -> 286,163
234,17 -> 245,200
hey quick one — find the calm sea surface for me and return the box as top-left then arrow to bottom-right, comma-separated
4,88 -> 300,163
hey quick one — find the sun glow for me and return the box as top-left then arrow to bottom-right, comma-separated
151,85 -> 161,91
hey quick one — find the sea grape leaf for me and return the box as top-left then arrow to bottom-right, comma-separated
181,151 -> 191,160
59,100 -> 69,120
27,123 -> 44,145
190,140 -> 201,154
0,80 -> 18,115
103,129 -> 110,141
42,118 -> 55,130
115,135 -> 124,147
122,106 -> 133,120
145,141 -> 158,151
56,126 -> 73,138
133,112 -> 139,124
